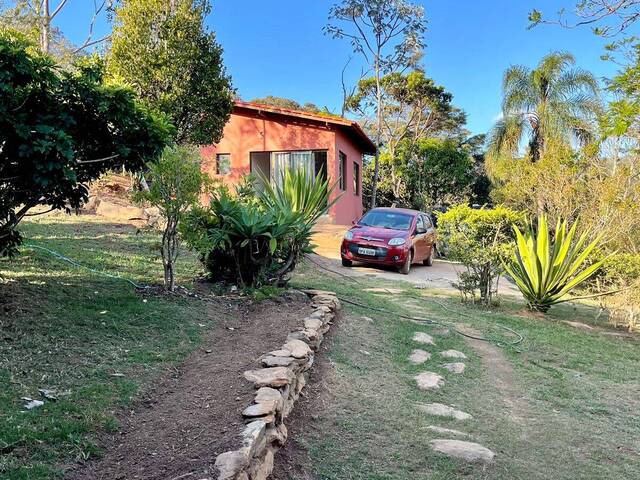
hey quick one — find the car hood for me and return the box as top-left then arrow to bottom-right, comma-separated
350,225 -> 409,242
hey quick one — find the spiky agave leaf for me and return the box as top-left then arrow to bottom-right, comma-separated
503,214 -> 606,312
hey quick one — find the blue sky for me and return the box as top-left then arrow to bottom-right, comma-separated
55,0 -> 623,135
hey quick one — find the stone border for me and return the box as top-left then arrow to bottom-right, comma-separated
214,290 -> 341,480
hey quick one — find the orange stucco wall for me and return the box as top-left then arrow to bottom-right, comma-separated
201,110 -> 364,225
333,129 -> 363,224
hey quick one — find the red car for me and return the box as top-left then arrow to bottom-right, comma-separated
340,207 -> 437,275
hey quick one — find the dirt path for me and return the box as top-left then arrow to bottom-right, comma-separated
67,295 -> 313,480
461,330 -> 532,427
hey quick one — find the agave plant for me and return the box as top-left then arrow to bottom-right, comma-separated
503,214 -> 606,312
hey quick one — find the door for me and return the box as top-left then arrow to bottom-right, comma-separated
413,215 -> 428,261
422,214 -> 436,256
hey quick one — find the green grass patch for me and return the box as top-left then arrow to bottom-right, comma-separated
288,261 -> 640,479
0,214 -> 212,479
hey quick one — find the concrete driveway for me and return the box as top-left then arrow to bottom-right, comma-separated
311,224 -> 519,294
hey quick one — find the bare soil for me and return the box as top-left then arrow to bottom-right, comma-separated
66,293 -> 313,480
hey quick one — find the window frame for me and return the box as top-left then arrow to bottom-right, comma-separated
216,153 -> 231,175
353,160 -> 360,196
338,151 -> 347,191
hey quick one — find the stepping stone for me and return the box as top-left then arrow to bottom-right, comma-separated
413,332 -> 435,345
426,426 -> 469,437
409,349 -> 431,364
430,439 -> 495,464
417,403 -> 472,420
440,349 -> 467,359
414,372 -> 444,390
441,362 -> 465,374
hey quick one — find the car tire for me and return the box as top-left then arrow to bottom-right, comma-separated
424,245 -> 435,267
400,251 -> 413,275
342,258 -> 353,267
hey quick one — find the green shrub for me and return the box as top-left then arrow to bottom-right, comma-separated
503,214 -> 605,312
596,253 -> 640,331
182,168 -> 336,287
134,145 -> 209,291
438,204 -> 523,304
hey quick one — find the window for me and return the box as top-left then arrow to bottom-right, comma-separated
422,214 -> 433,229
339,151 -> 346,191
359,210 -> 413,230
353,161 -> 360,195
216,153 -> 231,175
416,215 -> 425,233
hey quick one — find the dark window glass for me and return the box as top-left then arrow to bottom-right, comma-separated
216,153 -> 231,175
353,161 -> 360,195
359,210 -> 413,230
339,152 -> 346,190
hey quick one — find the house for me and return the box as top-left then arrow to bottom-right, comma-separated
201,100 -> 376,225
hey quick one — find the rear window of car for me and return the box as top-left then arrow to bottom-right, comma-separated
359,210 -> 414,230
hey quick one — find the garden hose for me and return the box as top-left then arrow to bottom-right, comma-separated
22,243 -> 151,290
303,254 -> 524,347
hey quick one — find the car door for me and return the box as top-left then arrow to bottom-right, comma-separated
413,215 -> 427,261
422,214 -> 436,252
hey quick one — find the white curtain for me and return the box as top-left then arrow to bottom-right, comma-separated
271,151 -> 313,187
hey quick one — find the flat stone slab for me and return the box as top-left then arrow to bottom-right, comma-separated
430,439 -> 495,463
413,332 -> 435,345
441,362 -> 466,374
414,372 -> 444,390
417,403 -> 472,420
283,339 -> 312,358
409,349 -> 431,364
426,425 -> 469,437
261,355 -> 295,367
244,367 -> 293,388
242,400 -> 278,417
440,349 -> 467,359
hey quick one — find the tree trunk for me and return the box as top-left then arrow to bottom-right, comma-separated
41,0 -> 50,53
370,55 -> 382,210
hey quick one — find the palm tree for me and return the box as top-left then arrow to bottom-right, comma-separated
488,52 -> 601,162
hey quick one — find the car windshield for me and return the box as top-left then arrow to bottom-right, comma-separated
359,211 -> 413,230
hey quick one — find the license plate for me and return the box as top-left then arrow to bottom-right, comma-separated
357,247 -> 377,256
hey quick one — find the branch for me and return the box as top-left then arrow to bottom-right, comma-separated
49,0 -> 68,20
76,154 -> 119,164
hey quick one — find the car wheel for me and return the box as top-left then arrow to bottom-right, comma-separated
400,251 -> 413,275
342,258 -> 353,267
423,245 -> 435,267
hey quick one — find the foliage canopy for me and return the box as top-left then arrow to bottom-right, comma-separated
0,32 -> 171,257
108,0 -> 234,145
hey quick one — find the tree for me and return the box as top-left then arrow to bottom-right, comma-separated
108,0 -> 234,145
529,1 -> 640,37
326,0 -> 426,208
347,70 -> 466,158
362,138 -> 476,210
488,52 -> 601,162
250,96 -> 324,114
0,0 -> 112,55
134,145 -> 207,291
0,32 -> 171,257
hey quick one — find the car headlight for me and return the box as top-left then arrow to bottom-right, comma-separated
388,237 -> 406,246
344,231 -> 354,240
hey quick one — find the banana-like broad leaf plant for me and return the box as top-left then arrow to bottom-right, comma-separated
503,214 -> 606,312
